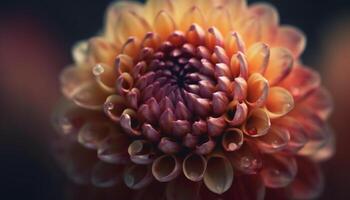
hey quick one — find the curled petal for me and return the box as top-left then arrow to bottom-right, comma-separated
183,134 -> 199,148
154,11 -> 176,40
78,122 -> 111,149
212,92 -> 229,116
246,42 -> 270,75
116,72 -> 134,95
120,109 -> 141,136
233,77 -> 248,101
265,87 -> 294,119
225,100 -> 248,126
175,101 -> 192,120
246,73 -> 269,108
72,40 -> 88,64
230,52 -> 248,79
264,47 -> 294,85
195,136 -> 216,155
104,95 -> 127,122
217,76 -> 234,95
159,108 -> 175,134
183,153 -> 207,182
214,63 -> 231,78
172,120 -> 191,137
214,46 -> 230,65
207,116 -> 226,137
260,154 -> 297,188
243,108 -> 271,137
225,32 -> 246,57
141,32 -> 161,49
287,157 -> 324,200
121,37 -> 141,58
187,23 -> 206,46
152,155 -> 181,182
123,164 -> 153,189
93,64 -> 116,92
97,135 -> 130,164
128,140 -> 155,165
142,123 -> 161,142
228,142 -> 263,174
60,66 -> 92,99
192,120 -> 207,136
72,81 -> 110,110
222,128 -> 244,152
158,137 -> 180,154
126,88 -> 140,109
275,26 -> 306,58
115,54 -> 134,75
204,153 -> 234,194
256,125 -> 290,153
207,27 -> 224,49
91,161 -> 123,187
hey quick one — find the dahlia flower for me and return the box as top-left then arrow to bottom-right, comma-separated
53,0 -> 334,199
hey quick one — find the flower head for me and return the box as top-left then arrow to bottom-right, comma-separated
54,0 -> 334,198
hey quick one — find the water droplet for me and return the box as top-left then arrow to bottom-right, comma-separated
93,64 -> 105,76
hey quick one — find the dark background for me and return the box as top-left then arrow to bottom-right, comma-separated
1,0 -> 350,199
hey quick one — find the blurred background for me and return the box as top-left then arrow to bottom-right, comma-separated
0,0 -> 349,199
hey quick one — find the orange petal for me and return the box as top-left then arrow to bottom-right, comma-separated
248,3 -> 279,43
264,47 -> 294,85
279,65 -> 320,101
274,26 -> 306,58
246,42 -> 270,75
255,125 -> 290,153
71,81 -> 110,110
88,37 -> 117,64
243,108 -> 271,137
265,87 -> 294,118
208,7 -> 232,38
104,1 -> 142,43
180,6 -> 205,31
225,32 -> 246,57
154,11 -> 176,40
116,11 -> 151,43
60,66 -> 92,99
246,73 -> 269,108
